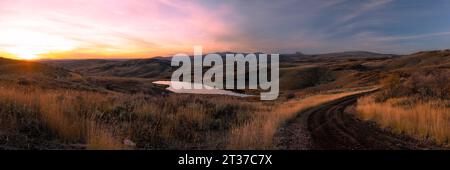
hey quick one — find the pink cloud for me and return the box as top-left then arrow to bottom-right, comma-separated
0,0 -> 235,59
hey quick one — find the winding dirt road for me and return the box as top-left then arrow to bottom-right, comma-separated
275,93 -> 438,150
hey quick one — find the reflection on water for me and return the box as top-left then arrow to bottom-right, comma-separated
153,81 -> 253,97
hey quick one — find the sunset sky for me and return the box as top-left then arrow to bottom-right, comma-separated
1,0 -> 450,60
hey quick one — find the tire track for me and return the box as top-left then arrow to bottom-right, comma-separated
275,93 -> 439,150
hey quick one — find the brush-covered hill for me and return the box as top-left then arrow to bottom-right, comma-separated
47,51 -> 394,80
384,49 -> 450,70
279,51 -> 397,62
46,52 -> 396,94
377,50 -> 450,100
0,57 -> 77,87
0,57 -> 167,95
312,51 -> 397,59
44,50 -> 449,95
45,58 -> 173,80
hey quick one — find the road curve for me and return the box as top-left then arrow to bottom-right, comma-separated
274,93 -> 439,150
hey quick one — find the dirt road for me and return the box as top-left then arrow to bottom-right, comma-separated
275,94 -> 438,150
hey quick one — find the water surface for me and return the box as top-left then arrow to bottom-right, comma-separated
153,81 -> 253,97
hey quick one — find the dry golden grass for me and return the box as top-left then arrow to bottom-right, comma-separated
0,85 -> 124,149
86,121 -> 124,150
0,85 -> 257,149
357,96 -> 450,146
227,89 -> 373,149
0,84 -> 374,149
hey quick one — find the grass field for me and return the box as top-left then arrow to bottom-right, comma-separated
0,83 -> 373,149
357,96 -> 450,146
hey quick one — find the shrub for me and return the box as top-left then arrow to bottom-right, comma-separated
378,71 -> 450,101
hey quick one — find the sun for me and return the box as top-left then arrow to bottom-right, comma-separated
16,51 -> 40,60
13,49 -> 39,60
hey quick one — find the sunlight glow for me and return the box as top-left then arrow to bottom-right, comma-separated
0,28 -> 79,60
15,51 -> 39,60
0,0 -> 232,60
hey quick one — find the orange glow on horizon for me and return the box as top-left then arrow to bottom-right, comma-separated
0,0 -> 236,60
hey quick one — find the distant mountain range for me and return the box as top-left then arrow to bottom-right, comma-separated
279,51 -> 398,61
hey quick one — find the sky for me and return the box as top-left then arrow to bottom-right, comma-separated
0,0 -> 449,60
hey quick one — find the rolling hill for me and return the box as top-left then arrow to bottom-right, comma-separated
0,57 -> 167,95
45,51 -> 395,94
45,58 -> 173,80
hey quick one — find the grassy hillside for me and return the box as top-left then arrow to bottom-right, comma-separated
0,57 -> 78,87
45,58 -> 173,79
48,52 -> 393,94
385,50 -> 450,70
356,50 -> 450,147
0,57 -> 167,95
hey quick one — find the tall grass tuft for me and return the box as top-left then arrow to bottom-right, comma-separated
357,96 -> 449,146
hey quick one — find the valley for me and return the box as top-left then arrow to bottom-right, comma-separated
0,50 -> 449,149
